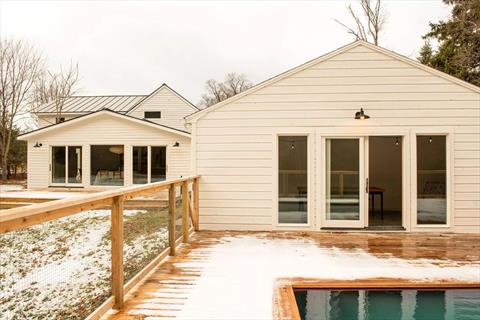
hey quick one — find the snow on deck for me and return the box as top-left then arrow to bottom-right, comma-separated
107,231 -> 480,320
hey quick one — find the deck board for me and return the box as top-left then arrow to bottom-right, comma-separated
104,231 -> 480,320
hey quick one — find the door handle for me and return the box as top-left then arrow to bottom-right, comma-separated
366,177 -> 369,193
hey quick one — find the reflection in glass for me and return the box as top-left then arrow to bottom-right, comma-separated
52,146 -> 66,184
417,136 -> 447,224
133,146 -> 148,184
278,136 -> 308,224
151,146 -> 166,182
90,145 -> 124,186
366,291 -> 401,320
326,139 -> 360,220
414,291 -> 445,319
67,146 -> 82,184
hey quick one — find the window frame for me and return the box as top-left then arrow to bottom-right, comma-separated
274,130 -> 314,228
131,145 -> 167,185
49,145 -> 83,186
144,111 -> 161,119
411,129 -> 454,230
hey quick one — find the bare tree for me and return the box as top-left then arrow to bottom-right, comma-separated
34,62 -> 80,122
199,72 -> 253,107
335,0 -> 386,45
0,39 -> 43,180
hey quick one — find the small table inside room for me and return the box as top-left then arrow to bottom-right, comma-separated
369,186 -> 385,221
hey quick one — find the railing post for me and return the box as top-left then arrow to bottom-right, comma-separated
168,183 -> 176,256
111,195 -> 124,309
193,177 -> 200,231
182,180 -> 189,243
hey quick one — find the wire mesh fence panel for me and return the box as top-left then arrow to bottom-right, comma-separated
188,182 -> 194,230
175,185 -> 184,241
122,191 -> 170,283
0,208 -> 112,320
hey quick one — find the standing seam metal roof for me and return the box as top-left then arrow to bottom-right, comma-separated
36,95 -> 147,113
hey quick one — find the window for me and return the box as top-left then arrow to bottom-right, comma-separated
90,145 -> 124,186
51,146 -> 82,184
132,146 -> 166,184
144,111 -> 161,119
278,136 -> 308,224
56,117 -> 65,124
417,135 -> 447,224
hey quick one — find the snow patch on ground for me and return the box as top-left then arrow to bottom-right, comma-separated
174,235 -> 480,320
0,208 -> 169,320
0,184 -> 24,192
0,189 -> 89,199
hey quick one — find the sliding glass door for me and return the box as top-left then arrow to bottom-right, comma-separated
323,137 -> 365,228
132,146 -> 166,184
51,146 -> 82,186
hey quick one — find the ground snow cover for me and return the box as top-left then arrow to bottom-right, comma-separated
0,208 -> 169,320
174,235 -> 480,319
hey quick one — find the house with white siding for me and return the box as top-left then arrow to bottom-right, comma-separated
19,84 -> 197,189
186,41 -> 480,233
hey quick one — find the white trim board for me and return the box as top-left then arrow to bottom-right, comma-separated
19,109 -> 191,140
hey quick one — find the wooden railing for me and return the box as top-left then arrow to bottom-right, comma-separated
0,175 -> 200,318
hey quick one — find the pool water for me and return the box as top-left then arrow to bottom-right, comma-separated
294,289 -> 480,320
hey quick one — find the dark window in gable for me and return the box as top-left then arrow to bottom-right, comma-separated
144,111 -> 161,119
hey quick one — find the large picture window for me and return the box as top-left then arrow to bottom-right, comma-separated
417,135 -> 447,224
90,145 -> 124,186
132,146 -> 166,184
278,136 -> 308,224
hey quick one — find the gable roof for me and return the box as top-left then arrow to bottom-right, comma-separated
19,109 -> 190,140
34,83 -> 199,115
35,95 -> 147,114
126,83 -> 200,115
185,40 -> 480,122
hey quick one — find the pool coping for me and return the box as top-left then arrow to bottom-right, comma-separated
273,278 -> 480,320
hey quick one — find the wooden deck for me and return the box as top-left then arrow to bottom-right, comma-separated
104,231 -> 480,320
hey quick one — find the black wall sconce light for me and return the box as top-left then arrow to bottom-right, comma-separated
173,142 -> 180,147
33,142 -> 42,148
355,108 -> 370,120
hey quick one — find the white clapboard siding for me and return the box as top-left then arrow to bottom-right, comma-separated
26,113 -> 190,188
193,42 -> 480,233
128,86 -> 197,131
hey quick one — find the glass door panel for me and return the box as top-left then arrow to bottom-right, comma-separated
324,138 -> 365,228
416,136 -> 447,225
52,146 -> 66,184
132,146 -> 148,184
67,146 -> 82,184
151,146 -> 166,182
278,136 -> 308,224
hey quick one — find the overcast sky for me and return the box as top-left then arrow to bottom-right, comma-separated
1,0 -> 450,105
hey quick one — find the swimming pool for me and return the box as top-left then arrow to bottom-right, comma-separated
294,289 -> 480,320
